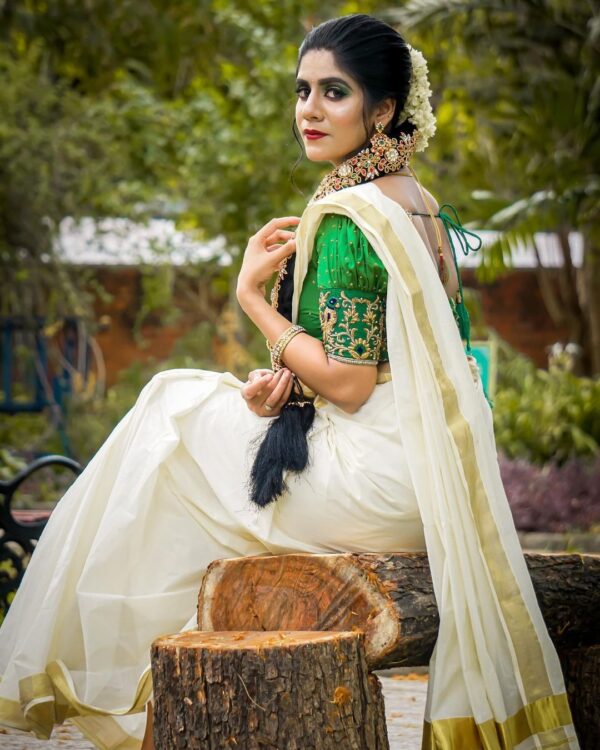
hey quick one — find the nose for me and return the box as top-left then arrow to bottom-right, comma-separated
300,89 -> 323,123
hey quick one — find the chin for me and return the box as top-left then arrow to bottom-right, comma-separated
304,148 -> 328,163
304,144 -> 339,164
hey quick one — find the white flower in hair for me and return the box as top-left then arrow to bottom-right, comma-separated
396,45 -> 437,152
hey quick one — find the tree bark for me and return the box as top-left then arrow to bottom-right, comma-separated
559,644 -> 600,750
532,236 -> 567,329
583,236 -> 600,375
197,551 -> 600,669
151,630 -> 389,750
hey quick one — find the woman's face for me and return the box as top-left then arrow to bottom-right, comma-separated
295,49 -> 370,166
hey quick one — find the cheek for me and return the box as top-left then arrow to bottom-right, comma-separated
332,100 -> 364,133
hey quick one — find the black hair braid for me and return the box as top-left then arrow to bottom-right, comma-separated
248,256 -> 317,508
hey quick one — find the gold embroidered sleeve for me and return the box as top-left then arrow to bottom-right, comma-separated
318,288 -> 386,365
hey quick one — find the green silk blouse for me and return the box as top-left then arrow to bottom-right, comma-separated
295,207 -> 493,407
297,214 -> 389,364
297,211 -> 472,366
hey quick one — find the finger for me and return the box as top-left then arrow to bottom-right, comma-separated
265,243 -> 292,254
256,216 -> 301,242
248,368 -> 272,383
265,369 -> 291,406
268,237 -> 296,262
276,375 -> 294,406
266,228 -> 296,241
243,372 -> 274,399
247,369 -> 284,400
264,229 -> 296,248
269,371 -> 293,407
254,368 -> 286,399
265,243 -> 295,254
257,370 -> 284,405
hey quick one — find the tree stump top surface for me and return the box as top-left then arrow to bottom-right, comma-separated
153,630 -> 363,652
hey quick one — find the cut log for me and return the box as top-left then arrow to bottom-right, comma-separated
197,551 -> 600,668
151,630 -> 389,750
560,644 -> 600,750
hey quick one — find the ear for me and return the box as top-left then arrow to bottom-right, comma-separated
372,97 -> 396,129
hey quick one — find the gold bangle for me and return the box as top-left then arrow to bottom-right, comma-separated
270,324 -> 305,371
271,325 -> 305,371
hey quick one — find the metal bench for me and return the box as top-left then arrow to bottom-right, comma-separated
0,454 -> 82,614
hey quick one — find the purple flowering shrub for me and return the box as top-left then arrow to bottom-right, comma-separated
498,451 -> 600,532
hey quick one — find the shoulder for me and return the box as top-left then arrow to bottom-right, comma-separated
370,173 -> 441,216
314,212 -> 375,257
314,212 -> 387,294
315,212 -> 364,242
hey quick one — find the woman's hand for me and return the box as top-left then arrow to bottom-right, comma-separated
236,216 -> 301,299
241,368 -> 294,417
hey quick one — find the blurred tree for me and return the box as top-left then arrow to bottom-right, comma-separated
387,0 -> 600,375
0,0 -> 370,327
0,45 -> 178,318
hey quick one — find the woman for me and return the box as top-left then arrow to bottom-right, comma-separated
0,14 -> 579,750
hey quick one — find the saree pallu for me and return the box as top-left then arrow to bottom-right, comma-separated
292,181 -> 579,750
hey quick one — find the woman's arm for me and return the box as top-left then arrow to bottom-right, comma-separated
237,284 -> 377,414
235,215 -> 378,413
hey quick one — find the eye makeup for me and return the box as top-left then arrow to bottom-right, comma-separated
295,76 -> 352,99
295,85 -> 350,100
325,85 -> 350,98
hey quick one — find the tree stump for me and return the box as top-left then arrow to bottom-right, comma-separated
151,630 -> 389,750
197,551 -> 600,668
560,644 -> 600,750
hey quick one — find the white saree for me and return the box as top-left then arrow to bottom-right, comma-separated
0,181 -> 579,750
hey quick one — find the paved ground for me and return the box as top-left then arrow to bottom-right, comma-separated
0,724 -> 93,749
379,670 -> 429,748
0,671 -> 429,748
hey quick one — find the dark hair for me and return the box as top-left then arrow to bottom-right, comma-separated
296,14 -> 415,145
249,14 -> 413,508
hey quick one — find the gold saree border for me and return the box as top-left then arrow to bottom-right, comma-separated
422,692 -> 575,750
0,661 -> 151,747
295,189 -> 576,749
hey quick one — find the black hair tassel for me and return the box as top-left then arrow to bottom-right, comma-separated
248,376 -> 316,508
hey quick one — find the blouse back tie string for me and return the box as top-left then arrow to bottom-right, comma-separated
401,167 -> 491,407
402,166 -> 484,356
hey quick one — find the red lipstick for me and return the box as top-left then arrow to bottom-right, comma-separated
304,129 -> 327,140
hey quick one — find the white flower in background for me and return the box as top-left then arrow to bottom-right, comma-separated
396,45 -> 437,152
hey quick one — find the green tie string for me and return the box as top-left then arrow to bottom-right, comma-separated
438,205 -> 494,407
407,203 -> 492,407
437,203 -> 483,355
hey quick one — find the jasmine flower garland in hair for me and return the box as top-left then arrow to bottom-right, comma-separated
396,46 -> 437,152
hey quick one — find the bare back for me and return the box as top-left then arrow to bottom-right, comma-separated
371,174 -> 460,300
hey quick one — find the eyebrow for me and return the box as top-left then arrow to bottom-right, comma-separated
295,76 -> 352,88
